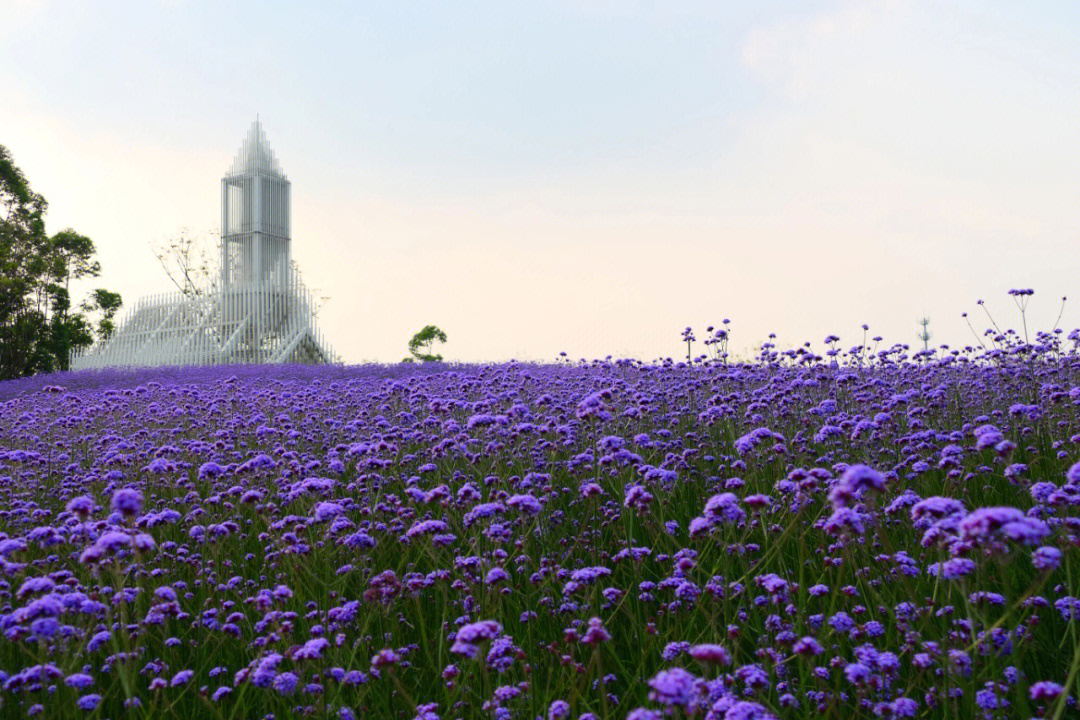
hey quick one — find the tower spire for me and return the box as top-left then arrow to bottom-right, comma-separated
227,118 -> 284,177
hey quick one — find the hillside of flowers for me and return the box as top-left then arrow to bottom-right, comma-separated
2,319 -> 1080,718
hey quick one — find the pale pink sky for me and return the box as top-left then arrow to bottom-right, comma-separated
3,0 -> 1079,362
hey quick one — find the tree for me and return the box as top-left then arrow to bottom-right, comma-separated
150,234 -> 333,317
151,228 -> 217,297
0,144 -> 121,377
82,289 -> 123,342
404,325 -> 447,363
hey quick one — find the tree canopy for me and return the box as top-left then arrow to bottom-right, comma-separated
0,145 -> 121,378
404,325 -> 447,363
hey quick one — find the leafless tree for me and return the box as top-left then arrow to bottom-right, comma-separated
151,228 -> 218,297
151,231 -> 330,315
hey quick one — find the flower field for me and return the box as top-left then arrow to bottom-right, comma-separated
1,333 -> 1079,719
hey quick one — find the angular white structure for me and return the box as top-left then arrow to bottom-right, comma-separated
72,120 -> 337,369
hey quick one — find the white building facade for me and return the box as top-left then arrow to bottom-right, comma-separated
72,121 -> 337,369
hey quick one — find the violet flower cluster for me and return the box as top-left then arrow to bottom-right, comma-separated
0,316 -> 1078,718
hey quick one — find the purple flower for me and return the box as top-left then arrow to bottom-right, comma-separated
580,482 -> 603,497
313,502 -> 344,522
581,617 -> 611,645
959,506 -> 1022,538
66,495 -> 95,517
999,516 -> 1051,545
828,612 -> 856,633
198,461 -> 225,479
274,671 -> 299,695
792,637 -> 823,656
703,492 -> 746,524
86,630 -> 111,652
624,484 -> 654,510
371,648 -> 400,668
743,494 -> 771,509
132,532 -> 156,551
76,694 -> 102,711
65,673 -> 94,689
547,699 -> 570,719
688,643 -> 731,665
722,702 -> 778,720
647,667 -> 701,707
485,636 -> 520,672
1032,546 -> 1062,571
840,464 -> 886,493
887,698 -> 918,717
937,558 -> 975,580
1029,680 -> 1064,701
823,507 -> 866,536
1066,462 -> 1080,486
17,576 -> 55,599
154,586 -> 178,602
406,519 -> 449,538
844,662 -> 872,685
506,493 -> 542,515
450,620 -> 500,657
413,702 -> 440,720
170,669 -> 194,686
911,496 -> 965,522
111,488 -> 143,516
975,689 -> 998,710
485,567 -> 509,585
295,637 -> 330,660
974,425 -> 1005,450
96,530 -> 132,552
626,710 -> 662,720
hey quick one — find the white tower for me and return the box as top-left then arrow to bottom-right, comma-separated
71,120 -> 337,369
221,119 -> 291,289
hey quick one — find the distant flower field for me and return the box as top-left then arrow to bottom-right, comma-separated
1,331 -> 1079,718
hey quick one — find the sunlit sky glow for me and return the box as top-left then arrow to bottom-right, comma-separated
3,0 -> 1079,362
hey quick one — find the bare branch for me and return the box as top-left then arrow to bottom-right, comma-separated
150,228 -> 219,298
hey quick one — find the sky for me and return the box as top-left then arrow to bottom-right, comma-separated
3,0 -> 1080,363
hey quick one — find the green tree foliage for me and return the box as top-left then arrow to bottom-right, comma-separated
404,325 -> 447,363
82,289 -> 123,342
0,145 -> 121,378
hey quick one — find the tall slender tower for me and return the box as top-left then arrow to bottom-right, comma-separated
70,120 -> 337,369
221,119 -> 291,289
219,120 -> 300,360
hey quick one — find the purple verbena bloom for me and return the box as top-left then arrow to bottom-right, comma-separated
274,671 -> 299,695
76,694 -> 102,711
647,667 -> 701,707
1032,546 -> 1062,571
65,673 -> 94,689
688,643 -> 731,665
170,669 -> 194,686
111,488 -> 143,516
1029,680 -> 1064,701
506,494 -> 542,514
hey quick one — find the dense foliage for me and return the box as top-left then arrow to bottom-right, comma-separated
0,145 -> 121,379
1,323 -> 1080,719
406,325 -> 449,363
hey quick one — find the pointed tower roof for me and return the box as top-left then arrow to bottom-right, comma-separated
227,119 -> 286,177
